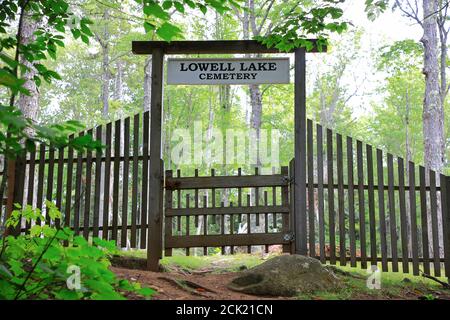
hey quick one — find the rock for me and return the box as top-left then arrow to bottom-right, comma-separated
227,255 -> 342,297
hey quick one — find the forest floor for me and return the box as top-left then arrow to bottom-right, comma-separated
111,251 -> 450,300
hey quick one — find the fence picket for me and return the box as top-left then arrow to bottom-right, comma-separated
347,136 -> 356,267
45,145 -> 55,224
83,130 -> 93,240
317,125 -> 325,263
25,148 -> 36,231
357,140 -> 367,269
398,157 -> 409,273
429,170 -> 440,276
377,149 -> 388,271
366,144 -> 377,266
337,133 -> 345,265
130,114 -> 139,248
387,153 -> 399,272
121,118 -> 130,247
326,128 -> 336,264
307,119 -> 315,257
112,120 -> 121,241
102,123 -> 112,240
93,125 -> 102,238
408,161 -> 419,275
419,166 -> 430,274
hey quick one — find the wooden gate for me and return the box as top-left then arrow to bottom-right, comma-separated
163,167 -> 294,256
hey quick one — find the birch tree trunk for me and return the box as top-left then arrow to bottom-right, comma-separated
143,56 -> 152,112
17,10 -> 40,121
421,0 -> 445,257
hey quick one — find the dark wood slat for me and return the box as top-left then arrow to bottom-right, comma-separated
25,149 -> 36,231
387,153 -> 399,272
336,134 -> 346,265
111,120 -> 121,242
408,161 -> 419,275
132,40 -> 325,54
271,167 -> 276,229
73,134 -> 84,235
121,118 -> 130,247
376,149 -> 388,271
194,169 -> 199,228
307,119 -> 315,257
83,130 -> 93,240
264,192 -> 269,253
221,200 -> 225,254
357,140 -> 367,269
165,170 -> 173,257
203,195 -> 208,255
238,168 -> 243,224
130,114 -> 139,248
55,147 -> 64,229
294,48 -> 308,256
289,159 -> 295,254
177,169 -> 182,232
366,144 -> 377,266
255,167 -> 260,227
166,233 -> 288,249
102,123 -> 112,241
45,145 -> 55,224
398,157 -> 409,273
64,137 -> 74,234
186,193 -> 190,256
429,170 -> 441,276
166,174 -> 288,190
140,111 -> 149,249
419,166 -> 430,274
326,128 -> 336,264
146,47 -> 165,271
317,125 -> 325,263
247,193 -> 251,254
92,126 -> 102,238
281,166 -> 290,253
347,136 -> 356,267
211,169 -> 216,225
440,174 -> 450,278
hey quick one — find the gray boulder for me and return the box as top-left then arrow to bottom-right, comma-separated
227,255 -> 342,297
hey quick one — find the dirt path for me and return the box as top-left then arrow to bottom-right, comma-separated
112,267 -> 290,300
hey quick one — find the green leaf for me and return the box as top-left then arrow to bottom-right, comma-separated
143,3 -> 170,20
143,22 -> 156,33
156,22 -> 182,41
138,287 -> 156,297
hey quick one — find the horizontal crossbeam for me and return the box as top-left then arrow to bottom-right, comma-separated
165,205 -> 290,217
132,40 -> 326,54
165,174 -> 289,189
165,233 -> 288,248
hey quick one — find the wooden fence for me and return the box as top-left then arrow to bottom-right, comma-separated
0,111 -> 156,249
300,119 -> 450,278
164,167 -> 293,256
1,113 -> 450,279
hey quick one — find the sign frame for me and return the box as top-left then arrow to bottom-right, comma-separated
166,57 -> 290,85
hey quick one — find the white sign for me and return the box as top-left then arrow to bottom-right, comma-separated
167,58 -> 290,85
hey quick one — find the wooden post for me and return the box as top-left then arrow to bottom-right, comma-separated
294,48 -> 307,255
440,175 -> 450,283
5,156 -> 25,236
147,47 -> 164,271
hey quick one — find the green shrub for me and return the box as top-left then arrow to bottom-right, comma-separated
0,202 -> 155,300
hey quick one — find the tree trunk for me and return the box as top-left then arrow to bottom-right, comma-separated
17,10 -> 40,121
421,0 -> 444,173
143,56 -> 152,112
421,0 -> 445,257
